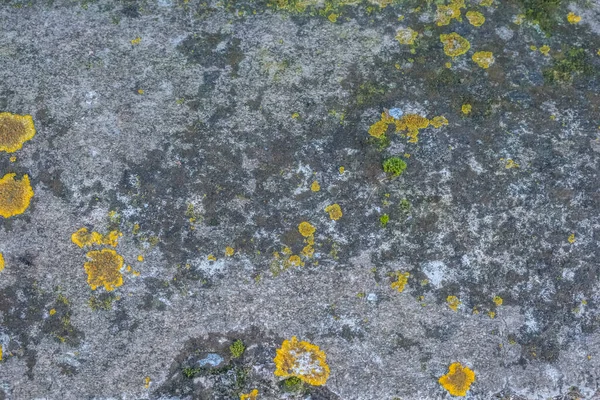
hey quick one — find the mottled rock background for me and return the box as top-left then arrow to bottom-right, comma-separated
1,0 -> 600,399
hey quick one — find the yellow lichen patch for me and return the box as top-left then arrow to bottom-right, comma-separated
440,32 -> 471,58
480,0 -> 493,5
327,13 -> 338,23
435,0 -> 465,26
472,51 -> 495,68
298,221 -> 316,237
311,181 -> 321,192
131,36 -> 142,45
225,246 -> 235,256
208,254 -> 217,261
568,233 -> 576,244
288,254 -> 304,267
301,244 -> 314,258
0,173 -> 34,218
430,116 -> 448,128
291,112 -> 300,119
9,156 -> 16,162
398,113 -> 430,143
438,362 -> 476,396
71,228 -> 102,248
137,255 -> 144,262
0,252 -> 4,272
391,271 -> 410,293
539,45 -> 550,55
488,311 -> 496,318
447,295 -> 461,311
493,296 -> 503,306
395,27 -> 418,45
49,308 -> 56,315
368,114 -> 394,138
144,376 -> 151,389
338,166 -> 345,174
505,159 -> 519,169
83,249 -> 124,291
274,336 -> 330,386
240,389 -> 259,400
514,13 -> 525,24
461,104 -> 472,115
567,12 -> 581,24
466,10 -> 485,26
324,204 -> 342,221
102,230 -> 122,247
0,344 -> 2,361
0,112 -> 36,153
445,62 -> 452,68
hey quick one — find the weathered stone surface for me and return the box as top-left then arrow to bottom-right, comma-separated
0,0 -> 599,399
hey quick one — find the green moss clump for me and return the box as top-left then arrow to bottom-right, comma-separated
543,47 -> 594,83
383,157 -> 407,177
380,214 -> 389,228
182,367 -> 201,378
400,198 -> 411,213
230,339 -> 245,359
517,0 -> 562,34
282,376 -> 304,392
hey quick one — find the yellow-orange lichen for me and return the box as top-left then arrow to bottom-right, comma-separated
461,104 -> 472,115
493,296 -> 503,306
440,32 -> 471,57
0,173 -> 34,218
439,362 -> 475,396
83,249 -> 124,291
0,112 -> 36,153
0,252 -> 4,272
430,116 -> 449,129
391,271 -> 410,292
298,221 -> 316,237
567,12 -> 581,24
274,336 -> 330,386
240,389 -> 259,400
472,51 -> 495,68
288,254 -> 304,267
395,27 -> 418,45
324,204 -> 342,221
540,45 -> 551,56
71,228 -> 121,248
311,181 -> 321,192
399,114 -> 430,143
368,115 -> 393,138
568,233 -> 576,244
225,246 -> 235,256
0,344 -> 2,361
435,0 -> 465,26
447,295 -> 461,311
466,10 -> 485,26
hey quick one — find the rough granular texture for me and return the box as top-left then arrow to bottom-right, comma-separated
0,0 -> 599,399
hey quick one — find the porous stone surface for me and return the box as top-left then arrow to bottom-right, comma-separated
0,0 -> 599,399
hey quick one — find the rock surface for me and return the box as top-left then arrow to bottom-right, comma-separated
0,0 -> 599,399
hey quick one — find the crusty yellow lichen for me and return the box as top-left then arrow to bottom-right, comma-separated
0,112 -> 36,153
298,221 -> 316,237
0,344 -> 2,361
466,10 -> 485,26
71,228 -> 122,248
288,254 -> 304,267
311,181 -> 321,192
568,233 -> 576,244
225,246 -> 235,256
472,51 -> 495,68
324,204 -> 342,220
391,271 -> 410,292
438,362 -> 475,396
461,104 -> 472,115
447,295 -> 461,311
0,173 -> 34,218
493,296 -> 503,306
440,32 -> 471,58
395,27 -> 418,45
368,111 -> 444,143
430,116 -> 448,128
274,336 -> 330,386
435,0 -> 465,26
240,389 -> 259,400
83,249 -> 124,291
539,45 -> 550,56
0,252 -> 4,272
567,12 -> 581,24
